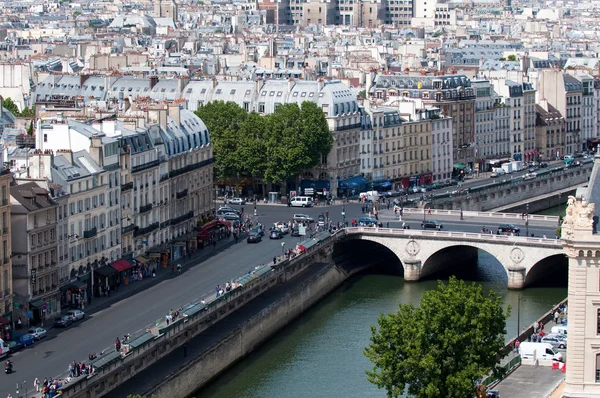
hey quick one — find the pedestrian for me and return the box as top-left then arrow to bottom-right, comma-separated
514,340 -> 520,353
16,317 -> 22,330
115,338 -> 121,352
171,264 -> 175,273
554,310 -> 560,324
213,240 -> 217,250
183,344 -> 188,358
34,378 -> 40,392
273,256 -> 277,265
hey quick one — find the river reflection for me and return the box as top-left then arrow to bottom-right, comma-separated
195,250 -> 567,398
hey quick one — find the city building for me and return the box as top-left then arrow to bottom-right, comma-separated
535,100 -> 566,161
0,170 -> 12,326
10,181 -> 60,324
472,79 -> 498,170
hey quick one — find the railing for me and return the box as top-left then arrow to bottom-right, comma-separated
122,224 -> 136,234
83,227 -> 97,239
139,203 -> 153,214
121,182 -> 133,192
133,222 -> 159,237
171,211 -> 194,226
344,227 -> 563,246
168,158 -> 215,179
160,220 -> 171,229
398,208 -> 561,223
131,159 -> 160,173
176,189 -> 189,199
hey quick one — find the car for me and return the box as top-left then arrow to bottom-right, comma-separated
421,220 -> 443,230
269,229 -> 283,239
27,327 -> 47,340
54,315 -> 73,328
221,213 -> 241,221
544,333 -> 567,341
529,167 -> 538,173
411,186 -> 421,193
358,216 -> 378,226
228,197 -> 246,205
250,227 -> 264,237
217,206 -> 241,214
318,214 -> 325,226
247,231 -> 262,243
542,335 -> 567,349
291,226 -> 301,237
275,223 -> 290,234
293,214 -> 314,223
497,224 -> 520,235
13,333 -> 34,348
523,172 -> 537,180
6,340 -> 24,353
490,172 -> 498,178
539,162 -> 549,168
67,309 -> 85,321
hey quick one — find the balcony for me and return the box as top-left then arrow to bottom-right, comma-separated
176,189 -> 189,200
168,158 -> 215,179
121,182 -> 133,192
83,227 -> 97,239
160,220 -> 171,229
122,224 -> 136,234
171,211 -> 194,226
133,222 -> 160,237
139,203 -> 153,214
335,123 -> 362,132
131,159 -> 160,174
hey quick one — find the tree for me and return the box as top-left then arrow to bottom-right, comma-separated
20,107 -> 35,118
507,54 -> 517,62
1,97 -> 19,117
364,277 -> 509,398
27,122 -> 34,136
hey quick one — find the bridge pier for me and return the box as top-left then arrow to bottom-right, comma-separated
403,259 -> 422,282
506,266 -> 526,290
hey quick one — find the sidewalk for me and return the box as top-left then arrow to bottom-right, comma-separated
50,234 -> 244,331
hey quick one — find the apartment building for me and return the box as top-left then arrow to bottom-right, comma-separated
10,182 -> 60,324
368,73 -> 475,169
472,80 -> 497,170
430,114 -> 453,181
368,106 -> 403,184
535,100 -> 566,161
538,71 -> 583,156
0,171 -> 12,325
493,100 -> 511,165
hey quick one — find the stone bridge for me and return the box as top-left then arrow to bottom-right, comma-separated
338,227 -> 566,289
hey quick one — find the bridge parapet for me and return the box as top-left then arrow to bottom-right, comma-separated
397,208 -> 560,224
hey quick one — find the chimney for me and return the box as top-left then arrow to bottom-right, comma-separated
57,149 -> 73,164
288,78 -> 295,93
211,77 -> 218,88
168,102 -> 181,126
539,98 -> 549,112
256,77 -> 264,93
177,76 -> 190,93
150,76 -> 159,90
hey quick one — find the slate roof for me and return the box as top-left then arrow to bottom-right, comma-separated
11,182 -> 56,212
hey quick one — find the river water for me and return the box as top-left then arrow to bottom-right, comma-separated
195,248 -> 567,398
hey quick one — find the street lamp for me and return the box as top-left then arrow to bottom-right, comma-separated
342,202 -> 346,227
525,203 -> 529,237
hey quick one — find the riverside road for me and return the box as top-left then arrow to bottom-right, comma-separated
0,201 -> 560,398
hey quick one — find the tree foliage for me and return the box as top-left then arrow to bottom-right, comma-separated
195,100 -> 332,184
364,277 -> 509,398
507,54 -> 517,62
1,97 -> 35,118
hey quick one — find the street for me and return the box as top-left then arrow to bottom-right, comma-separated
0,200 -> 559,397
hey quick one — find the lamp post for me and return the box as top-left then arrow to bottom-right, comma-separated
342,202 -> 346,227
525,203 -> 529,237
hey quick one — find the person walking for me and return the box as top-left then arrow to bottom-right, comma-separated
514,340 -> 520,354
554,310 -> 560,324
34,377 -> 40,393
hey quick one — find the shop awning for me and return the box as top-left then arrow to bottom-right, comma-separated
373,180 -> 392,188
299,180 -> 331,190
135,256 -> 149,264
95,265 -> 117,278
338,176 -> 370,189
60,280 -> 87,291
0,316 -> 10,327
30,299 -> 45,309
453,162 -> 467,170
110,259 -> 133,273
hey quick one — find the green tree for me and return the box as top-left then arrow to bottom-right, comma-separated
27,122 -> 34,136
1,97 -> 19,116
195,101 -> 248,179
20,107 -> 35,118
507,54 -> 517,62
364,277 -> 509,398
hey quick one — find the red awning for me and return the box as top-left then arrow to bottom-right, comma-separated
218,220 -> 231,227
110,259 -> 133,273
0,316 -> 9,328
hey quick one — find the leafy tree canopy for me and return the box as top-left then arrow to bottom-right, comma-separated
365,277 -> 509,398
195,100 -> 332,184
507,54 -> 517,62
1,97 -> 35,118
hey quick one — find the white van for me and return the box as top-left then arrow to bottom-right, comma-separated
519,342 -> 563,362
551,325 -> 567,336
359,191 -> 380,202
290,196 -> 313,208
0,338 -> 9,358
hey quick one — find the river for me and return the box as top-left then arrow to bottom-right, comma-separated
195,248 -> 567,398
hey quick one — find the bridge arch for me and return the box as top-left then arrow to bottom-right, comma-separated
420,244 -> 508,282
525,253 -> 568,287
332,237 -> 404,276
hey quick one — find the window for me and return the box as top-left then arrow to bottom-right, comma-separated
596,354 -> 600,382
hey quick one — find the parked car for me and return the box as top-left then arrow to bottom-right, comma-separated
6,340 -> 24,354
490,172 -> 499,178
217,206 -> 241,215
539,162 -> 549,168
421,220 -> 443,230
228,197 -> 246,205
250,227 -> 264,237
221,213 -> 241,221
27,327 -> 47,340
13,333 -> 34,348
542,335 -> 567,349
269,229 -> 283,239
247,231 -> 262,243
54,315 -> 73,328
544,333 -> 567,341
67,310 -> 85,321
497,224 -> 520,235
293,214 -> 314,223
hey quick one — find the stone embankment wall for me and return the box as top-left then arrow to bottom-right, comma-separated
434,165 -> 591,211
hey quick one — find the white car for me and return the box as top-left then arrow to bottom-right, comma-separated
275,223 -> 290,234
293,214 -> 314,223
228,197 -> 246,205
67,310 -> 85,321
27,327 -> 47,340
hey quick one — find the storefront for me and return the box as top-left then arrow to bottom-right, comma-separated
337,176 -> 370,197
110,259 -> 134,286
148,245 -> 170,268
197,220 -> 231,249
0,315 -> 12,341
29,295 -> 59,326
94,265 -> 118,297
60,280 -> 88,310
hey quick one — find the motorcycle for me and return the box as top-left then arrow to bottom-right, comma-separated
5,362 -> 13,374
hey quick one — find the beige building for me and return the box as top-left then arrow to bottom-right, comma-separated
0,171 -> 12,325
10,181 -> 60,324
535,101 -> 566,161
